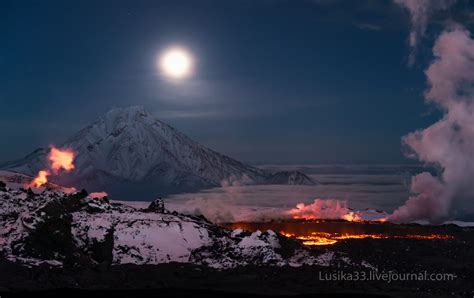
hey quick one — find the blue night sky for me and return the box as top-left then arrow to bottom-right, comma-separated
1,0 -> 473,164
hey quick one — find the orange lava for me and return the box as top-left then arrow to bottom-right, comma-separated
30,170 -> 50,188
279,231 -> 454,246
48,147 -> 75,173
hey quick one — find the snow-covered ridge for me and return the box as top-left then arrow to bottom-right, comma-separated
1,106 -> 314,198
0,186 -> 361,269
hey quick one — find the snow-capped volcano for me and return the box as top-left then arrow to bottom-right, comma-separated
1,106 -> 314,198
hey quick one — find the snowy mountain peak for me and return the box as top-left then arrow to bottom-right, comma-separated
64,105 -> 199,181
1,106 -> 313,198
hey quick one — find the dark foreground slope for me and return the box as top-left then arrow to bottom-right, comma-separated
0,186 -> 472,297
0,247 -> 472,298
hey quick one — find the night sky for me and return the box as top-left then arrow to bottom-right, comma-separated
2,0 -> 473,164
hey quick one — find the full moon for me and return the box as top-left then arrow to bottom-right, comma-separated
159,47 -> 193,79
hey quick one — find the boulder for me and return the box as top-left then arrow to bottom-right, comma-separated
147,198 -> 166,213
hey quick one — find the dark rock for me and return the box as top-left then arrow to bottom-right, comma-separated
89,226 -> 115,267
265,171 -> 316,185
13,190 -> 103,267
27,188 -> 36,198
147,198 -> 165,213
274,233 -> 303,259
0,181 -> 6,190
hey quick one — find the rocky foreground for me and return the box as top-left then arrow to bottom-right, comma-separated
0,184 -> 359,269
0,184 -> 473,297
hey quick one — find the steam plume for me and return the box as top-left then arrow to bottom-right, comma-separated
390,27 -> 474,223
394,0 -> 456,65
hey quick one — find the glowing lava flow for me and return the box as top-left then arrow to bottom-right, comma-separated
280,231 -> 454,246
29,146 -> 75,188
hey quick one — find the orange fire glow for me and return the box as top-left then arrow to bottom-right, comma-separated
28,146 -> 75,189
48,147 -> 75,173
30,170 -> 50,188
289,209 -> 364,222
341,212 -> 363,222
279,231 -> 454,246
287,199 -> 371,222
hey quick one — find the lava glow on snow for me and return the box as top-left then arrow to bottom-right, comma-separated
224,220 -> 454,246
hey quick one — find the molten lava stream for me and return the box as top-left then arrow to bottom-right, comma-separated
224,221 -> 454,247
280,232 -> 339,245
279,231 -> 454,246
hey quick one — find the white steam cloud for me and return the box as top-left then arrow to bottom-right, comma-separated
394,0 -> 456,65
390,27 -> 474,223
170,174 -> 276,223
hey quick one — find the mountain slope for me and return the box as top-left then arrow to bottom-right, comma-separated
1,106 -> 314,198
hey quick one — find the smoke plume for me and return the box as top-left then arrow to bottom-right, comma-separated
170,174 -> 255,223
390,27 -> 474,223
394,0 -> 456,65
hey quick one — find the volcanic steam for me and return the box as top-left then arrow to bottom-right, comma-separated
287,199 -> 363,222
390,27 -> 474,223
394,0 -> 456,65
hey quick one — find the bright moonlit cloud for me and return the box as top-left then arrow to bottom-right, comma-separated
159,47 -> 193,79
